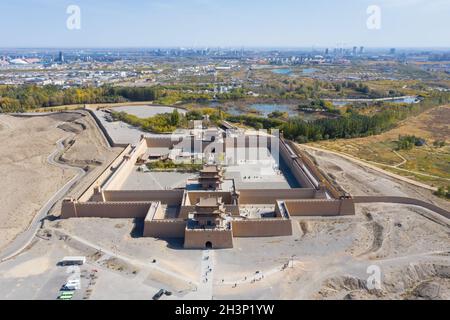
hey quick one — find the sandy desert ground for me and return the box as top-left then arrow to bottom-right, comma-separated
304,146 -> 450,212
0,112 -> 448,300
43,147 -> 450,300
0,112 -> 120,252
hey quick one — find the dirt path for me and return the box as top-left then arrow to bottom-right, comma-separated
301,144 -> 440,191
299,144 -> 450,212
392,150 -> 407,168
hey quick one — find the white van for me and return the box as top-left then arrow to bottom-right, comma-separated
63,279 -> 81,290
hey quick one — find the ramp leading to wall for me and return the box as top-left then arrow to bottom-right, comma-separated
354,196 -> 450,219
78,145 -> 133,202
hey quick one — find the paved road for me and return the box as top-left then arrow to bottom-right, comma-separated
0,135 -> 86,262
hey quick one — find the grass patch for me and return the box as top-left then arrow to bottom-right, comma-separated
311,105 -> 450,188
146,160 -> 203,172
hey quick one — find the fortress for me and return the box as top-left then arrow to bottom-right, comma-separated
61,126 -> 355,249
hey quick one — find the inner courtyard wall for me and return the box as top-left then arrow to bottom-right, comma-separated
278,138 -> 316,188
285,199 -> 355,216
232,219 -> 292,237
103,190 -> 184,205
238,189 -> 317,204
185,191 -> 235,205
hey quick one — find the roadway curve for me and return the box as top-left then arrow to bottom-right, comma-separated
0,135 -> 86,262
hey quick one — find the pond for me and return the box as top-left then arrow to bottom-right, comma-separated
329,96 -> 421,107
226,104 -> 326,121
227,104 -> 296,117
302,68 -> 318,74
271,68 -> 293,75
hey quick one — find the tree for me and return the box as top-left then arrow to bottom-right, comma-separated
170,109 -> 180,126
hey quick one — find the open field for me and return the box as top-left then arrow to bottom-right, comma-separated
309,105 -> 450,189
0,112 -> 120,252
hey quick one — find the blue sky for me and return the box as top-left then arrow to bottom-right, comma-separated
1,0 -> 449,48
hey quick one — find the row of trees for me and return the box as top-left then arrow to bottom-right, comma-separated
226,92 -> 449,144
282,93 -> 448,142
106,87 -> 159,101
0,85 -> 160,112
110,107 -> 226,133
261,79 -> 406,100
146,160 -> 203,172
297,99 -> 341,115
226,114 -> 285,130
0,83 -> 255,113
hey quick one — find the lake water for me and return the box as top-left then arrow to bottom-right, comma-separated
111,105 -> 186,118
271,68 -> 292,75
271,68 -> 318,76
227,104 -> 296,117
249,104 -> 296,116
302,68 -> 318,74
390,96 -> 419,104
226,103 -> 323,121
330,96 -> 420,107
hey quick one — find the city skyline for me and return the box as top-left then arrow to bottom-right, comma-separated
1,0 -> 449,48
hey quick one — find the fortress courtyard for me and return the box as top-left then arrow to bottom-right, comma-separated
61,126 -> 355,250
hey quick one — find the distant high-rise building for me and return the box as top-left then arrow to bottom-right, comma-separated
325,48 -> 329,55
390,48 -> 396,55
359,46 -> 364,54
353,46 -> 357,55
58,51 -> 65,63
